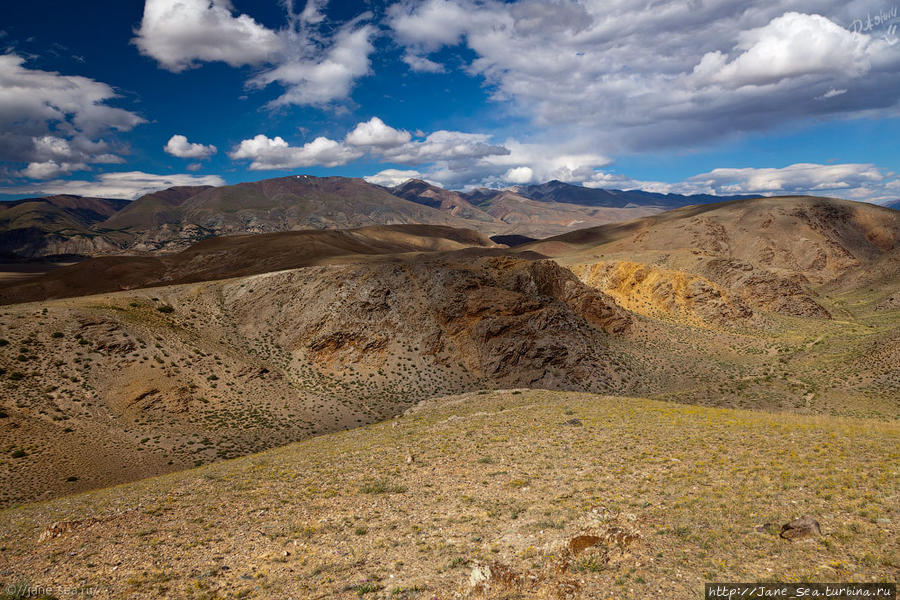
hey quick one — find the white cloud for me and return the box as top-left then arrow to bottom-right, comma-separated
387,2 -> 900,152
164,134 -> 217,159
20,160 -> 88,180
503,166 -> 533,184
691,13 -> 874,88
580,162 -> 898,203
249,21 -> 375,107
820,88 -> 848,99
402,52 -> 445,73
388,0 -> 475,51
134,1 -> 374,107
0,171 -> 224,199
383,130 -> 509,164
133,0 -> 282,72
345,117 -> 411,148
686,163 -> 887,195
228,134 -> 362,170
364,169 -> 429,187
0,54 -> 144,163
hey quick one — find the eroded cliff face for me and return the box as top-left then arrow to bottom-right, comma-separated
571,261 -> 754,326
0,229 -> 125,258
222,256 -> 632,391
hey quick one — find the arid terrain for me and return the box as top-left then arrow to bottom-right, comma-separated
0,176 -> 752,259
0,188 -> 897,599
0,390 -> 896,599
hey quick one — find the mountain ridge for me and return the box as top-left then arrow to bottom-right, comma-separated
0,175 -> 773,259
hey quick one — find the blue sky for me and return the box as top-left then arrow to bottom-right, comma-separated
0,0 -> 898,203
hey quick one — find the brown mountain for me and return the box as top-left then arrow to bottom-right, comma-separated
97,176 -> 483,253
526,195 -> 899,320
0,249 -> 629,507
392,179 -> 662,238
1,176 -> 776,259
0,195 -> 130,258
389,179 -> 495,222
0,224 -> 500,305
512,179 -> 757,208
1,195 -> 897,511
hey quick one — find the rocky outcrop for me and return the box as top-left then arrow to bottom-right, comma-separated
701,258 -> 831,318
223,256 -> 631,391
572,261 -> 753,326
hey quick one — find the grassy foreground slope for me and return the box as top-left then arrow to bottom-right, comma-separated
1,390 -> 896,599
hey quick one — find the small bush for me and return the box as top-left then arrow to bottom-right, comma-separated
9,372 -> 24,381
66,476 -> 78,482
354,583 -> 382,596
157,305 -> 175,314
51,332 -> 64,339
0,339 -> 8,346
11,449 -> 27,459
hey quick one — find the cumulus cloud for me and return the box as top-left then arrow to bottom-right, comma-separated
686,162 -> 887,195
503,166 -> 533,184
229,134 -> 362,170
133,0 -> 282,72
249,21 -> 375,107
0,171 -> 225,199
363,168 -> 429,187
581,162 -> 899,203
20,161 -> 88,180
345,117 -> 411,148
383,130 -> 509,164
401,52 -> 445,73
133,1 -> 375,107
387,1 -> 900,151
691,13 -> 875,88
164,134 -> 217,159
0,54 -> 144,164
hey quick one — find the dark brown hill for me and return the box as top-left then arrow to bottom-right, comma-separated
0,224 -> 499,305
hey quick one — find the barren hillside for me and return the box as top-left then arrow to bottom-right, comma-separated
0,390 -> 895,599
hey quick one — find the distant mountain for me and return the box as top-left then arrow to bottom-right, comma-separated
95,176 -> 487,253
0,175 -> 775,259
884,199 -> 900,210
510,179 -> 757,209
0,195 -> 130,258
389,179 -> 494,223
391,179 -> 661,238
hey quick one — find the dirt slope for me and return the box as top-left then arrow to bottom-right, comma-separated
0,225 -> 499,305
0,254 -> 630,507
0,195 -> 131,257
528,196 -> 899,318
0,390 -> 895,599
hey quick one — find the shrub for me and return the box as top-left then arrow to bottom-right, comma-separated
66,476 -> 78,482
0,339 -> 8,346
11,449 -> 27,459
51,332 -> 64,338
157,305 -> 175,314
9,372 -> 24,381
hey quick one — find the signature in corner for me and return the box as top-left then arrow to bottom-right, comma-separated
848,5 -> 899,43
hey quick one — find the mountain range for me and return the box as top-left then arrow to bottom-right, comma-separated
0,176 -> 760,259
0,180 -> 897,597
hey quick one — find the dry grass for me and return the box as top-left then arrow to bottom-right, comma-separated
0,390 -> 896,599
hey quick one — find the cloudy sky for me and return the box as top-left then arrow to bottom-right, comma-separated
1,0 -> 899,203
